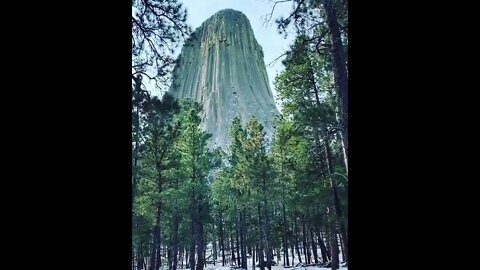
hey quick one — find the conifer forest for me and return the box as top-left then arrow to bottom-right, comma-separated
132,1 -> 348,270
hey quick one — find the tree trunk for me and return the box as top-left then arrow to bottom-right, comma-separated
149,154 -> 164,270
262,177 -> 271,270
168,245 -> 173,270
241,209 -> 248,269
219,214 -> 225,266
252,244 -> 255,270
328,224 -> 339,270
282,233 -> 286,266
294,218 -> 302,263
310,228 -> 318,264
338,233 -> 345,263
179,247 -> 184,269
154,227 -> 162,270
268,248 -> 274,269
318,235 -> 330,263
331,182 -> 348,262
258,205 -> 265,270
236,226 -> 241,266
324,232 -> 331,262
149,224 -> 160,270
213,232 -> 217,265
302,234 -> 307,261
172,214 -> 179,270
334,112 -> 348,174
132,75 -> 142,207
248,209 -> 252,258
231,232 -> 236,265
204,242 -> 207,268
323,0 -> 348,160
282,203 -> 289,266
190,191 -> 196,270
196,231 -> 204,270
291,227 -> 295,265
301,219 -> 309,264
196,201 -> 205,270
153,152 -> 165,270
137,243 -> 144,270
323,136 -> 348,262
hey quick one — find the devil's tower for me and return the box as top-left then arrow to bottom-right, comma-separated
169,9 -> 279,148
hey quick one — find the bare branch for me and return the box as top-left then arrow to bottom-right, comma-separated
141,0 -> 189,36
133,16 -> 172,54
281,0 -> 306,25
264,0 -> 292,26
133,71 -> 157,81
269,33 -> 327,67
267,50 -> 289,67
132,61 -> 149,70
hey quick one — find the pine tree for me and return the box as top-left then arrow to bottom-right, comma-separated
274,32 -> 348,268
132,0 -> 190,90
132,2 -> 190,267
176,99 -> 214,270
133,94 -> 180,270
275,0 -> 348,165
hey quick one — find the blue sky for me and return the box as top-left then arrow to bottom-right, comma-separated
179,0 -> 295,108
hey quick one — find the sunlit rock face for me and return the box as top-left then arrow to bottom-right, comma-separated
169,9 -> 279,148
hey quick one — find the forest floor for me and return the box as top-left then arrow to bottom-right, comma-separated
174,250 -> 348,270
172,262 -> 348,270
206,265 -> 348,270
198,260 -> 348,270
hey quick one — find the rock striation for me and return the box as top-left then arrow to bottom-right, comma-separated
169,9 -> 279,148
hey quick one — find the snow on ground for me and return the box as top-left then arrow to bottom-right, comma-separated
173,248 -> 347,270
175,265 -> 348,270
174,262 -> 347,270
205,265 -> 348,270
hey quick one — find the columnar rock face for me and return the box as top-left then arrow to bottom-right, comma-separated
169,9 -> 279,148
